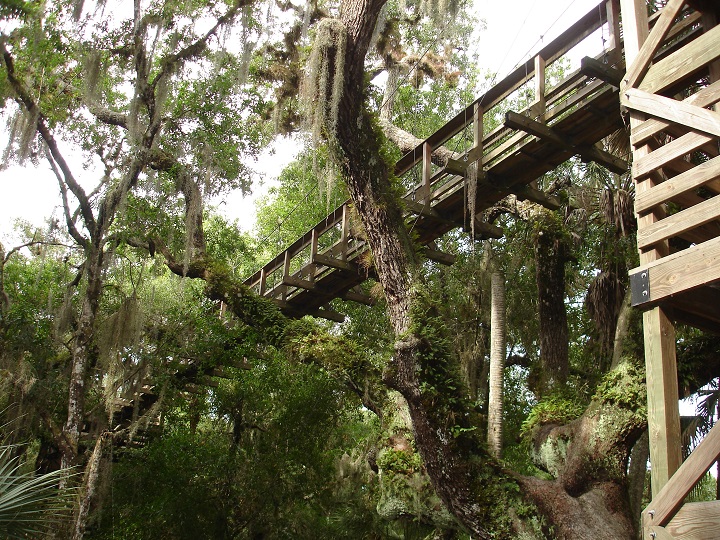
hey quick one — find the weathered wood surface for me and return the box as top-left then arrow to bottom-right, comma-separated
639,24 -> 720,95
630,235 -> 720,305
643,422 -> 720,529
643,306 -> 682,499
666,501 -> 720,539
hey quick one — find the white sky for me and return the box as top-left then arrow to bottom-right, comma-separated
0,0 -> 607,243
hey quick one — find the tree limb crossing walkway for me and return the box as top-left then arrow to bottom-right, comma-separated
243,1 -> 631,322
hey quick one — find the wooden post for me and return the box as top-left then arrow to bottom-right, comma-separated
340,204 -> 350,261
473,102 -> 483,149
534,54 -> 546,118
619,0 -> 649,65
310,228 -> 320,282
620,0 -> 681,499
259,268 -> 267,296
282,250 -> 291,300
644,307 -> 682,499
422,142 -> 432,208
703,10 -> 720,112
606,0 -> 622,65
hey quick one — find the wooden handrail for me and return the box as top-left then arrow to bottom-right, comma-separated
643,421 -> 720,529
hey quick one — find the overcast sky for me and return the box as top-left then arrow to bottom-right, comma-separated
0,0 -> 607,243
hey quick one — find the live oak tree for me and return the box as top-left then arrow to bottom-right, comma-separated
297,1 -> 655,539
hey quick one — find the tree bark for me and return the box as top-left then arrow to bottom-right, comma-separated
62,240 -> 104,469
534,212 -> 570,394
487,270 -> 505,459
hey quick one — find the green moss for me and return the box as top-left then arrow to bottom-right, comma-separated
377,448 -> 423,474
593,357 -> 646,419
521,392 -> 585,438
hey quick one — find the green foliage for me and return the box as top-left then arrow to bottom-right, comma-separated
594,357 -> 646,415
685,472 -> 718,504
521,392 -> 585,437
0,0 -> 36,19
0,443 -> 76,539
377,448 -> 422,474
89,352 -> 387,540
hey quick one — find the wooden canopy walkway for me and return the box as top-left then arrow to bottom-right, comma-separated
243,0 -> 628,321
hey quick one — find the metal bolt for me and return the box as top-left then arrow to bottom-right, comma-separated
641,272 -> 647,279
650,533 -> 656,539
648,510 -> 655,518
643,290 -> 648,296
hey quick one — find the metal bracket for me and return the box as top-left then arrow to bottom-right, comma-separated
631,268 -> 651,306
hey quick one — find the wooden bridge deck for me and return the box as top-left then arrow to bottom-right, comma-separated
244,1 -> 631,321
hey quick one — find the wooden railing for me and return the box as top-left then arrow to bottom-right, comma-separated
243,0 -> 626,319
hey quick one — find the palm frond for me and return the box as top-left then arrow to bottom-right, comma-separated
0,444 -> 77,539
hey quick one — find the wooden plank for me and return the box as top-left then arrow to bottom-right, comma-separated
622,88 -> 720,139
645,422 -> 720,527
622,0 -> 685,90
342,289 -> 375,306
504,111 -> 628,173
635,155 -> 720,213
580,56 -> 624,86
425,248 -> 456,266
283,274 -> 316,291
644,306 -> 682,499
445,157 -> 467,176
465,219 -> 504,240
639,24 -> 720,96
637,195 -> 720,250
313,252 -> 360,274
630,235 -> 720,303
646,526 -> 675,540
276,300 -> 346,323
403,199 -> 454,224
666,501 -> 720,539
632,80 -> 720,146
633,132 -> 716,180
511,185 -> 562,210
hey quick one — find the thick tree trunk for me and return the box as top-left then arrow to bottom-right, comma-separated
534,213 -> 570,393
72,432 -> 110,540
333,3 -> 497,537
324,3 -> 645,538
487,271 -> 505,459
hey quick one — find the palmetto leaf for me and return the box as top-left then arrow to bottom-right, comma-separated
0,445 -> 76,539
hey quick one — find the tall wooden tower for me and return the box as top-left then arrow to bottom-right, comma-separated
620,0 -> 720,537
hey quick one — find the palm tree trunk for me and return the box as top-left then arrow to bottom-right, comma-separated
487,270 -> 506,459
